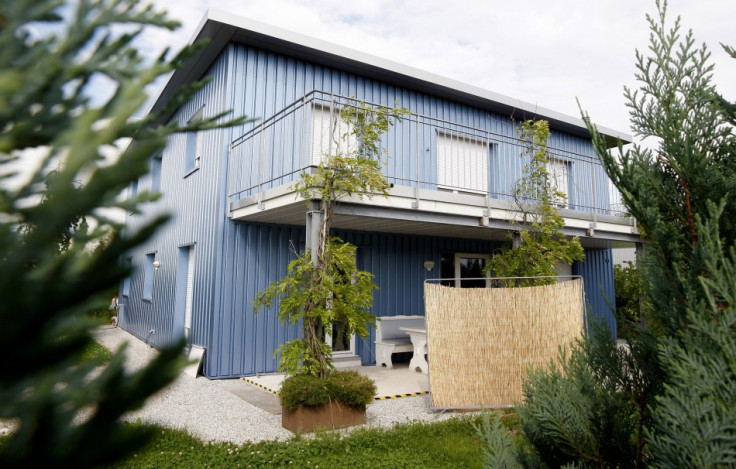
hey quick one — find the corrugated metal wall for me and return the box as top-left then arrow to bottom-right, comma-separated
574,248 -> 617,336
119,50 -> 235,350
121,41 -> 619,379
209,222 -> 618,378
226,44 -> 610,211
339,230 -> 499,368
212,223 -> 500,377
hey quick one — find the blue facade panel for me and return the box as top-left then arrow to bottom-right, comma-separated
340,231 -> 500,367
120,50 -> 235,350
574,248 -> 617,336
226,44 -> 612,213
203,221 -> 618,378
208,223 -> 501,377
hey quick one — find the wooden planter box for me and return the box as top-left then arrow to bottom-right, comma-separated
282,401 -> 366,433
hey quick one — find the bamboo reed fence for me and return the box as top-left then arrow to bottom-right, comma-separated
424,278 -> 584,409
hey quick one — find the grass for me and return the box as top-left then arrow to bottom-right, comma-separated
103,414 -> 505,468
82,339 -> 113,363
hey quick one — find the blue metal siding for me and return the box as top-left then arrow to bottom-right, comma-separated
214,223 -> 303,377
121,40 -> 620,379
343,231 -> 500,367
226,43 -> 610,211
209,223 -> 500,377
573,248 -> 617,337
212,225 -> 615,377
119,50 -> 234,350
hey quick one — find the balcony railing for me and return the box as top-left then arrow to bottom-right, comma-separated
228,91 -> 627,217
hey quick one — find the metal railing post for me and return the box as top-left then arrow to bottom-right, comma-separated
589,156 -> 597,232
227,143 -> 234,203
484,130 -> 491,223
257,122 -> 265,209
413,115 -> 420,208
301,96 -> 308,171
328,93 -> 335,159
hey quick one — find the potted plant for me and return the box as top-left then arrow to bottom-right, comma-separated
279,370 -> 376,432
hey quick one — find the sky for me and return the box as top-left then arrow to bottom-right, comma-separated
5,0 -> 735,195
137,0 -> 736,141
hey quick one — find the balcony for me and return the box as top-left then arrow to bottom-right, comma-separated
228,91 -> 638,247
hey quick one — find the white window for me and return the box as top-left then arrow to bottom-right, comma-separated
184,244 -> 195,339
121,256 -> 132,296
310,105 -> 357,165
143,253 -> 155,300
437,133 -> 489,194
150,154 -> 162,193
185,106 -> 204,174
547,158 -> 570,208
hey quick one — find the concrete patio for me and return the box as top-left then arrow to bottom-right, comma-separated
243,363 -> 430,400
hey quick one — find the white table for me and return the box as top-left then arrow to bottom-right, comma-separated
399,327 -> 428,374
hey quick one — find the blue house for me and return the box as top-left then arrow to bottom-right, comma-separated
120,10 -> 638,379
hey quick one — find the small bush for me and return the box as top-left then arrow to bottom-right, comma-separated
279,374 -> 330,411
279,370 -> 376,412
325,370 -> 376,409
613,260 -> 661,336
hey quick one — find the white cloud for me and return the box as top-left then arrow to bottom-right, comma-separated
148,0 -> 735,141
23,1 -> 736,142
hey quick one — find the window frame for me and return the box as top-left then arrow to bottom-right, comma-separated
310,104 -> 358,166
184,106 -> 204,176
436,131 -> 490,195
121,256 -> 132,297
150,153 -> 163,193
546,157 -> 570,208
142,252 -> 156,301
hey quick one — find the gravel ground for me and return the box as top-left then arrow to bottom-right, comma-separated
91,326 -> 461,445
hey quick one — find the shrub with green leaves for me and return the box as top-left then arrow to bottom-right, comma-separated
646,203 -> 736,467
279,370 -> 377,412
613,260 -> 660,336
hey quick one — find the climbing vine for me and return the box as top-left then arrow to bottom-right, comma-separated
254,100 -> 409,377
485,120 -> 583,286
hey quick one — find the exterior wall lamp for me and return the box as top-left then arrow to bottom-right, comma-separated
153,260 -> 161,270
423,260 -> 435,271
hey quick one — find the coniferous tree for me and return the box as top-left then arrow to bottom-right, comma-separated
480,1 -> 736,466
586,4 -> 736,465
0,1 -> 248,466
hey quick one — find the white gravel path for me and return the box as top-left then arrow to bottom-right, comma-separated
92,326 -> 462,445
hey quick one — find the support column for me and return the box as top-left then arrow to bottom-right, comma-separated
306,200 -> 322,266
305,199 -> 324,342
512,231 -> 522,249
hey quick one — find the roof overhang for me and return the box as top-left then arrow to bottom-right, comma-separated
147,9 -> 631,148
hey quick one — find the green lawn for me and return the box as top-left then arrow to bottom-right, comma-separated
82,339 -> 113,363
106,415 -> 490,468
3,327 -> 518,468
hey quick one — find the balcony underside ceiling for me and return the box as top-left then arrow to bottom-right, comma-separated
229,186 -> 640,250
